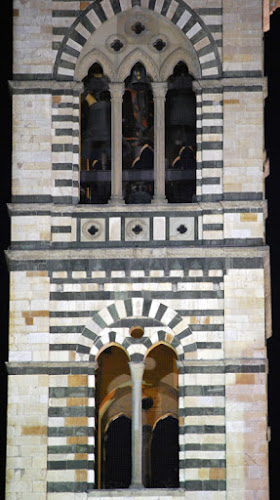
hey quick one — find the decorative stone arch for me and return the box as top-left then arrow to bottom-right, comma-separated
54,1 -> 221,80
116,48 -> 159,82
75,298 -> 197,361
75,48 -> 116,81
90,327 -> 185,361
160,47 -> 199,81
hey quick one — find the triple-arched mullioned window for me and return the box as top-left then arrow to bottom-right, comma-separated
54,5 -> 221,206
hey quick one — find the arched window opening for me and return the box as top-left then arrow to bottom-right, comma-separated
151,416 -> 179,488
104,415 -> 132,489
80,63 -> 111,204
142,343 -> 179,488
122,63 -> 154,204
95,345 -> 131,488
165,62 -> 196,203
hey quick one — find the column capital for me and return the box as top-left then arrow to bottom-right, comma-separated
129,361 -> 145,379
151,81 -> 168,99
109,82 -> 125,99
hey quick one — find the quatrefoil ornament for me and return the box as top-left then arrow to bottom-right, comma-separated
132,224 -> 143,235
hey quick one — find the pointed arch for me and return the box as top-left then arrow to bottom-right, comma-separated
75,48 -> 116,81
75,298 -> 197,361
160,47 -> 199,81
116,48 -> 159,82
53,2 -> 221,80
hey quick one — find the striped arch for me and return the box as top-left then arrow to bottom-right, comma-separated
54,0 -> 221,80
75,298 -> 197,361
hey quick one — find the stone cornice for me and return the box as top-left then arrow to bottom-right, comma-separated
8,80 -> 84,94
5,245 -> 270,264
193,77 -> 267,93
7,200 -> 267,215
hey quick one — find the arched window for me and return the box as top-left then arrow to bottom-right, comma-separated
165,62 -> 196,203
122,63 -> 154,204
80,63 -> 111,204
79,61 -> 197,206
95,340 -> 179,489
103,415 -> 131,489
142,343 -> 179,488
151,415 -> 179,488
95,345 -> 131,488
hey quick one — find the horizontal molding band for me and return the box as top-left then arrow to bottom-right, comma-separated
9,80 -> 83,93
49,308 -> 224,318
177,359 -> 266,372
6,362 -> 97,375
49,290 -> 224,300
7,200 -> 266,214
193,77 -> 266,91
5,254 -> 266,272
11,238 -> 265,251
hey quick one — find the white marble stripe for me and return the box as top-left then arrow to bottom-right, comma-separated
57,67 -> 75,77
66,37 -> 83,52
148,299 -> 161,319
75,22 -> 92,40
165,0 -> 178,20
176,10 -> 192,29
202,67 -> 219,76
87,9 -> 102,29
120,0 -> 132,10
101,0 -> 115,19
132,297 -> 144,317
186,22 -> 202,40
199,52 -> 216,64
114,300 -> 127,320
154,0 -> 165,13
98,307 -> 115,326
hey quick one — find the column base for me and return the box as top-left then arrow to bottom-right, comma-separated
129,483 -> 144,489
151,196 -> 168,204
109,196 -> 125,205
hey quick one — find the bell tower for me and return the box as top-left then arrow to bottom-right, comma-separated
5,1 -> 271,499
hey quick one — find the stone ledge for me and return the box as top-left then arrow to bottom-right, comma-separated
88,490 -> 185,498
8,80 -> 84,93
7,201 -> 267,215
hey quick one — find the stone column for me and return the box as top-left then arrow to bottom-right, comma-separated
129,361 -> 145,488
151,82 -> 168,204
109,82 -> 125,205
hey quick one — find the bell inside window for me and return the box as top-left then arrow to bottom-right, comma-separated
80,63 -> 111,204
165,62 -> 196,203
122,63 -> 154,204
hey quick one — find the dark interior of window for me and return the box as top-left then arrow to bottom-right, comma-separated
122,63 -> 154,204
80,61 -> 196,204
151,416 -> 179,487
165,62 -> 196,203
95,345 -> 131,488
103,415 -> 132,488
95,342 -> 179,489
80,63 -> 111,204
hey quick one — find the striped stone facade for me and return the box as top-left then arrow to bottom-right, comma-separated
6,1 -> 270,499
